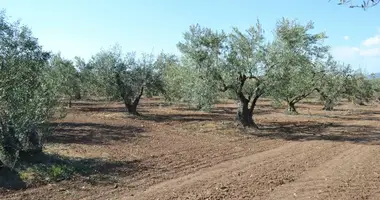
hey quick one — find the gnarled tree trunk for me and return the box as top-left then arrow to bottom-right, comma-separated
236,100 -> 256,128
125,102 -> 139,115
235,90 -> 261,128
123,86 -> 144,116
322,99 -> 334,111
286,101 -> 298,114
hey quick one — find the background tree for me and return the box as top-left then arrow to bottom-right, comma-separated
316,56 -> 352,111
344,72 -> 374,105
0,11 -> 59,168
267,18 -> 329,114
49,53 -> 81,107
369,76 -> 380,101
73,56 -> 97,99
88,46 -> 163,115
177,22 -> 271,127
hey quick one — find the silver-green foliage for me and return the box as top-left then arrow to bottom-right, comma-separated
267,18 -> 329,114
87,45 -> 164,114
49,53 -> 81,106
0,11 -> 59,167
344,71 -> 374,104
176,22 -> 269,126
162,55 -> 221,111
317,55 -> 352,110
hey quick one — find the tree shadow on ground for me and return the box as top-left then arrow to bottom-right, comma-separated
69,101 -> 104,107
308,114 -> 380,121
171,106 -> 273,116
0,167 -> 26,190
74,101 -> 172,113
251,122 -> 380,145
136,113 -> 232,123
75,106 -> 127,113
303,109 -> 380,121
47,122 -> 145,145
1,152 -> 146,190
139,101 -> 173,108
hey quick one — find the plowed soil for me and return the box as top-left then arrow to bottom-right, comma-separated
2,98 -> 380,200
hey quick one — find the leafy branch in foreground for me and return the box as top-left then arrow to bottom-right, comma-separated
330,0 -> 380,9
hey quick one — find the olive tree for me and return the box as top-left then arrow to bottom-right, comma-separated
267,18 -> 329,114
88,46 -> 163,115
49,54 -> 81,107
369,76 -> 380,101
0,11 -> 58,168
316,56 -> 352,110
344,72 -> 374,105
177,22 -> 272,127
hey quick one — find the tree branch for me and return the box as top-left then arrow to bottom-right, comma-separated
133,84 -> 145,106
249,87 -> 264,113
247,75 -> 259,81
215,71 -> 233,92
291,88 -> 317,104
330,0 -> 380,9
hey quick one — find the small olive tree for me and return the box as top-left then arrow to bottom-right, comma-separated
0,11 -> 58,168
88,46 -> 163,115
267,18 -> 329,114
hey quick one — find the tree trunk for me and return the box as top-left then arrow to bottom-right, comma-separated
236,100 -> 258,128
354,98 -> 365,105
322,99 -> 334,111
286,102 -> 298,114
126,103 -> 139,115
74,91 -> 81,100
68,97 -> 72,108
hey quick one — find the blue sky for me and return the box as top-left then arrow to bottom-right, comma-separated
1,0 -> 380,72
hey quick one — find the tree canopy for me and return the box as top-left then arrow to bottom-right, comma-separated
87,45 -> 164,115
0,10 -> 59,167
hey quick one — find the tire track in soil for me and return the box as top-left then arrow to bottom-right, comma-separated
265,144 -> 380,200
77,139 -> 288,200
101,141 -> 352,200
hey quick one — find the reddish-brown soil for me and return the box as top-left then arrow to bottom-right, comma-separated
2,98 -> 380,200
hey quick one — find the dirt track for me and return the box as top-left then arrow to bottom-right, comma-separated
2,99 -> 380,200
102,141 -> 380,200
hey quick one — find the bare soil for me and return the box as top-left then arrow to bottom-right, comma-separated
2,98 -> 380,200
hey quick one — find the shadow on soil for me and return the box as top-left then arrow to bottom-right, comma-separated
0,168 -> 26,190
75,106 -> 127,113
136,112 -> 233,123
47,122 -> 145,145
74,101 -> 172,113
252,122 -> 380,144
0,152 -> 145,190
172,106 -> 272,116
304,109 -> 380,122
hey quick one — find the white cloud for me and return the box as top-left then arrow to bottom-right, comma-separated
330,46 -> 359,61
359,48 -> 380,56
329,29 -> 380,72
362,35 -> 380,46
331,46 -> 380,59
